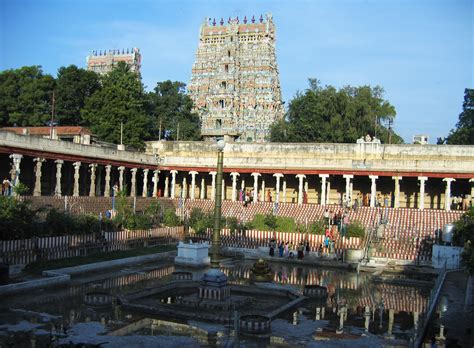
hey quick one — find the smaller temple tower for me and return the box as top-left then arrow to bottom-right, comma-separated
86,48 -> 141,75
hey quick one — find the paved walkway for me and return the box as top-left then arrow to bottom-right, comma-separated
426,271 -> 474,347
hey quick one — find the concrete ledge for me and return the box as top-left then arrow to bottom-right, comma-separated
0,273 -> 70,295
43,251 -> 176,276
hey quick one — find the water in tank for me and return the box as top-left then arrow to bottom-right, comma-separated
442,223 -> 455,243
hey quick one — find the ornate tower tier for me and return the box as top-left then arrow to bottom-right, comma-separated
188,14 -> 284,142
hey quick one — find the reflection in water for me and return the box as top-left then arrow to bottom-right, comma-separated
0,260 -> 432,346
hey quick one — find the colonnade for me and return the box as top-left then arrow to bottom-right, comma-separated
157,168 -> 470,212
5,153 -> 473,211
6,154 -> 160,198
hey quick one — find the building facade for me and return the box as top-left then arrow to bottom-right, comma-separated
188,14 -> 284,142
86,48 -> 141,75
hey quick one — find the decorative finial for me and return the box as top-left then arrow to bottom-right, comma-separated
251,15 -> 255,23
236,16 -> 239,23
244,16 -> 247,24
259,14 -> 263,23
212,18 -> 216,26
220,17 -> 224,26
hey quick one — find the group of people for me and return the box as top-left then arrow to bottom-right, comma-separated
269,239 -> 310,260
240,189 -> 276,207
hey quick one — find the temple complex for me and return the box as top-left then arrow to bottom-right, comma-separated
86,48 -> 141,75
188,14 -> 284,142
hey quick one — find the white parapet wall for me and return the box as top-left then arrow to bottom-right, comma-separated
432,244 -> 464,269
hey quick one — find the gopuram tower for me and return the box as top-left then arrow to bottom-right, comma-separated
188,14 -> 284,142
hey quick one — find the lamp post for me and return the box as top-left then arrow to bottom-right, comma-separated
211,139 -> 225,268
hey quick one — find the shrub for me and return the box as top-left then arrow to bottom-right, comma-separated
346,221 -> 366,238
0,196 -> 35,240
308,219 -> 326,235
275,216 -> 297,232
163,208 -> 181,227
13,182 -> 29,196
189,208 -> 213,234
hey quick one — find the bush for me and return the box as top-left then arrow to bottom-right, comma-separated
0,196 -> 35,240
13,182 -> 29,196
189,208 -> 213,234
163,208 -> 181,227
144,201 -> 163,225
308,219 -> 326,235
226,216 -> 246,235
275,216 -> 297,232
452,207 -> 474,274
346,221 -> 366,238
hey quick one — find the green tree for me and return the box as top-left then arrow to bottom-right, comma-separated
270,79 -> 402,144
446,88 -> 474,145
81,62 -> 151,149
148,80 -> 201,140
0,66 -> 55,126
55,65 -> 101,125
189,208 -> 213,234
452,207 -> 474,274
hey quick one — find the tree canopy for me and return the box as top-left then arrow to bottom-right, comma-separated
148,80 -> 201,141
446,88 -> 474,145
270,79 -> 403,144
0,66 -> 55,126
81,62 -> 152,149
55,65 -> 101,125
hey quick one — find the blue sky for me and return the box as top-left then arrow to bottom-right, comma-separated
1,0 -> 472,142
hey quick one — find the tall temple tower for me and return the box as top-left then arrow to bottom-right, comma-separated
188,14 -> 284,142
86,48 -> 141,75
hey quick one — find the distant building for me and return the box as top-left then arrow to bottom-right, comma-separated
188,14 -> 284,142
413,134 -> 429,145
86,48 -> 141,75
1,126 -> 94,145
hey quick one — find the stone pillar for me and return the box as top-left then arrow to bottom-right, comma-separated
319,174 -> 329,205
443,178 -> 455,211
418,176 -> 428,210
343,175 -> 353,204
130,168 -> 138,197
189,171 -> 198,200
9,154 -> 23,193
369,175 -> 378,207
251,172 -> 261,203
282,179 -> 287,203
296,174 -> 306,205
73,162 -> 81,197
33,158 -> 45,196
260,178 -> 265,202
470,178 -> 474,199
88,164 -> 97,197
170,170 -> 178,198
142,169 -> 149,197
152,170 -> 159,197
230,172 -> 239,201
273,173 -> 284,203
392,176 -> 402,208
118,166 -> 125,192
104,165 -> 112,197
210,171 -> 217,201
164,175 -> 169,197
182,177 -> 187,198
241,179 -> 245,196
53,159 -> 63,197
326,180 -> 331,205
200,177 -> 205,199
